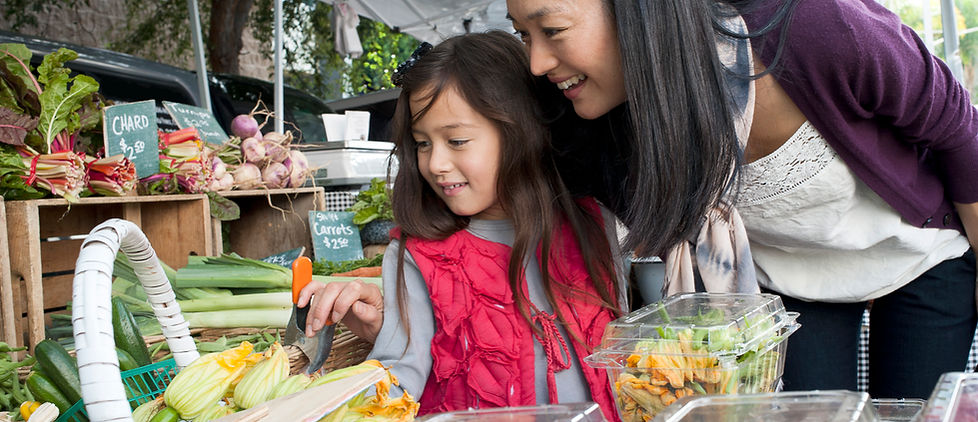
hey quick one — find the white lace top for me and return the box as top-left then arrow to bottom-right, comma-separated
735,121 -> 969,302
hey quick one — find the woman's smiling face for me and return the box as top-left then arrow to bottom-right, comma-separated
507,0 -> 627,119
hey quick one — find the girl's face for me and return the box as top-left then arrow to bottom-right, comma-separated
411,86 -> 507,220
508,0 -> 627,119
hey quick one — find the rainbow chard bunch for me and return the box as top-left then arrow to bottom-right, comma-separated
0,43 -> 104,200
0,149 -> 87,201
27,150 -> 87,199
85,154 -> 136,196
142,128 -> 209,194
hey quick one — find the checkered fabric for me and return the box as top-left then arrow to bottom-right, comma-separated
323,190 -> 359,212
856,309 -> 978,392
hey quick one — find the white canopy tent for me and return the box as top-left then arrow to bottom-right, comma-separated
321,0 -> 513,45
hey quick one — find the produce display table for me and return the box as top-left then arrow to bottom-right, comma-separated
211,187 -> 325,259
2,194 -> 212,352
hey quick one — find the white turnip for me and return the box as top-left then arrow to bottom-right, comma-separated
207,173 -> 234,192
262,162 -> 290,189
240,137 -> 266,164
262,131 -> 292,145
232,162 -> 263,189
264,141 -> 289,163
283,150 -> 310,187
217,173 -> 234,190
231,114 -> 260,139
210,157 -> 227,180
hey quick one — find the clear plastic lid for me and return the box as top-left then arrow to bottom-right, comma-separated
652,390 -> 880,422
872,398 -> 925,421
587,293 -> 797,368
417,403 -> 606,421
919,372 -> 978,421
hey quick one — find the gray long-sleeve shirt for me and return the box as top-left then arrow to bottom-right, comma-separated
366,208 -> 627,405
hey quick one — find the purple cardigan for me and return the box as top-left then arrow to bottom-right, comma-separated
743,0 -> 978,233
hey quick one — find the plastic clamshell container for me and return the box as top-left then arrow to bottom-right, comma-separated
584,293 -> 800,422
417,402 -> 607,421
919,372 -> 978,422
872,398 -> 926,421
652,390 -> 879,422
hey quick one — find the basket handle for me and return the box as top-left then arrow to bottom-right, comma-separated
73,218 -> 200,422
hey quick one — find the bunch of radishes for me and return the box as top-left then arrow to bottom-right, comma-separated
227,111 -> 311,190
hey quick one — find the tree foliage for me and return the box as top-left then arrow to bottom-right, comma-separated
250,0 -> 417,99
109,0 -> 205,66
2,0 -> 416,100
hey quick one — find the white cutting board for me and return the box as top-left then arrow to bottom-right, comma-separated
214,367 -> 386,422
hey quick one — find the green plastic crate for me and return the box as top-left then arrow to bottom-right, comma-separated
58,359 -> 177,422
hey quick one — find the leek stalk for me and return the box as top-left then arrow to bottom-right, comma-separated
175,265 -> 290,289
176,292 -> 290,312
184,308 -> 291,328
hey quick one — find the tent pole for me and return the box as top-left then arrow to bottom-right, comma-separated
274,0 -> 284,133
940,0 -> 965,82
187,0 -> 212,111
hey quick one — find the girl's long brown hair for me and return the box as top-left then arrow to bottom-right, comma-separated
388,31 -> 622,347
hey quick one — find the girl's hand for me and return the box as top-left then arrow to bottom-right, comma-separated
297,280 -> 384,343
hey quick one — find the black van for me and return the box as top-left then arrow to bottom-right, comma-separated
0,30 -> 333,143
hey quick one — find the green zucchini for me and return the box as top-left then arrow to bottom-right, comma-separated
33,339 -> 82,404
112,296 -> 152,367
116,347 -> 140,372
25,372 -> 73,414
149,406 -> 180,422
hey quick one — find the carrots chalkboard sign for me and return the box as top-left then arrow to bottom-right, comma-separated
308,211 -> 363,262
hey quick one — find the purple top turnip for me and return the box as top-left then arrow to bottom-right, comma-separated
283,150 -> 310,187
262,162 -> 290,189
240,137 -> 266,164
232,162 -> 263,189
231,114 -> 260,139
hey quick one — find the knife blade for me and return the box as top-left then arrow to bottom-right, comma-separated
284,256 -> 336,374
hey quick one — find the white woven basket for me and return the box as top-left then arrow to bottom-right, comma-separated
72,219 -> 200,422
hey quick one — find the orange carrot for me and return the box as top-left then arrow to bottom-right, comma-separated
331,266 -> 382,277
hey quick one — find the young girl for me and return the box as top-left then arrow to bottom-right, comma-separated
303,31 -> 628,420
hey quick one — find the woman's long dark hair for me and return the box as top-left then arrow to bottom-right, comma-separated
605,0 -> 798,257
389,30 -> 621,346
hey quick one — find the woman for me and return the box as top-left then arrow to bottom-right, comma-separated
506,0 -> 978,399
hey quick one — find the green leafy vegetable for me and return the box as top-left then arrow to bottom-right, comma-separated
348,177 -> 393,226
0,43 -> 41,115
0,145 -> 44,200
36,48 -> 100,153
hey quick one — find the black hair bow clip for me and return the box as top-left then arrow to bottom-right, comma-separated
392,42 -> 433,87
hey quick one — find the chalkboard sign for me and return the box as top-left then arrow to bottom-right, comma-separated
163,101 -> 229,145
260,247 -> 306,268
309,211 -> 364,262
102,100 -> 160,178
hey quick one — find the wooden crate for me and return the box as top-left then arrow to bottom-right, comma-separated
0,197 -> 15,348
211,187 -> 326,259
3,194 -> 213,351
